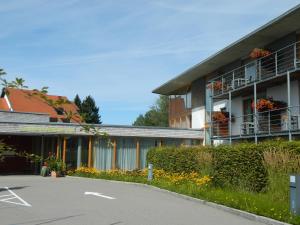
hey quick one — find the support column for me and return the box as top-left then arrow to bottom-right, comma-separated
112,139 -> 117,170
56,137 -> 60,159
159,139 -> 163,147
88,136 -> 93,168
254,83 -> 258,144
229,91 -> 232,145
40,135 -> 44,167
136,139 -> 140,169
209,84 -> 214,145
287,71 -> 292,141
62,137 -> 67,163
77,137 -> 82,168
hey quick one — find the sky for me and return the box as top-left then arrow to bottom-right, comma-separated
0,0 -> 299,125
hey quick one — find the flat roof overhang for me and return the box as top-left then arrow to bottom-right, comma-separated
153,4 -> 300,95
0,122 -> 204,140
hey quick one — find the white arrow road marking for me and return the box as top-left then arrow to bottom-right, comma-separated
0,187 -> 31,207
84,191 -> 116,200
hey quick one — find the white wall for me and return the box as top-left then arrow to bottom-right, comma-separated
192,106 -> 205,129
231,96 -> 243,136
191,100 -> 228,129
267,80 -> 299,111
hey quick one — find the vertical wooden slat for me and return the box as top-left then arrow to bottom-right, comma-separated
62,137 -> 67,163
88,136 -> 93,168
136,139 -> 140,169
159,139 -> 163,147
56,137 -> 60,159
112,139 -> 117,170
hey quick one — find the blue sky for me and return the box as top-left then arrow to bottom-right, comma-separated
0,1 -> 299,125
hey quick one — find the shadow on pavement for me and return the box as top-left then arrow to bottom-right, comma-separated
0,186 -> 30,192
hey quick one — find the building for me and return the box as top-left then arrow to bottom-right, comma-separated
0,88 -> 203,174
153,5 -> 300,145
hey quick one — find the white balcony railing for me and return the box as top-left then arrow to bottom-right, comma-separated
208,42 -> 300,97
211,105 -> 300,138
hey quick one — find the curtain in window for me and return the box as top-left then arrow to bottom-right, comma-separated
93,138 -> 113,171
116,138 -> 136,170
163,138 -> 182,147
140,138 -> 156,169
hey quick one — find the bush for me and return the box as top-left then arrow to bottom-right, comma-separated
147,146 -> 212,174
147,143 -> 268,192
212,143 -> 268,192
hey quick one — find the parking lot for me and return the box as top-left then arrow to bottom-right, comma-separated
0,175 -> 265,225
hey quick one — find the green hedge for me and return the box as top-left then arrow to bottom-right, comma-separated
147,146 -> 212,174
147,142 -> 293,192
212,143 -> 267,192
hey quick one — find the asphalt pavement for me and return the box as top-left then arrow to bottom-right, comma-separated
0,175 -> 266,225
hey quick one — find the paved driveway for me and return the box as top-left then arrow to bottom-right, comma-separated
0,175 -> 265,225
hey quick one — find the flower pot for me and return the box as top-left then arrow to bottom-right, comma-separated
51,171 -> 62,178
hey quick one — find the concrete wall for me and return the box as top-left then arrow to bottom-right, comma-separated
0,111 -> 49,123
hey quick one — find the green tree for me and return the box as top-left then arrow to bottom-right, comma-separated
74,94 -> 82,111
133,95 -> 169,127
81,95 -> 101,124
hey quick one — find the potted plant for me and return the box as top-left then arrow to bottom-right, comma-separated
208,80 -> 224,92
46,153 -> 66,178
250,48 -> 271,59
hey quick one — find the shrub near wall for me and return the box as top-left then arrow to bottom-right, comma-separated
147,146 -> 212,175
212,143 -> 268,192
147,144 -> 268,192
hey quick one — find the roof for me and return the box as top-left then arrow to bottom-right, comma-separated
0,121 -> 203,139
153,4 -> 300,95
0,88 -> 81,123
0,98 -> 9,111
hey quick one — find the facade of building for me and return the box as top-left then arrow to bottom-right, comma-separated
153,5 -> 300,145
0,89 -> 203,173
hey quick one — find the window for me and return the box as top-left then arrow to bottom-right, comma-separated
55,107 -> 64,115
245,62 -> 257,83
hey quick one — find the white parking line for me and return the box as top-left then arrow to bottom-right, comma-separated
84,191 -> 116,200
0,187 -> 31,207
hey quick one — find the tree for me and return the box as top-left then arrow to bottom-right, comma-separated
81,95 -> 101,124
74,94 -> 82,111
133,95 -> 169,127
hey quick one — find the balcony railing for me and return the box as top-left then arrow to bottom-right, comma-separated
208,42 -> 300,97
211,105 -> 300,138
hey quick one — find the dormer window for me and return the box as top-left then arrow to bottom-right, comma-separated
55,107 -> 64,115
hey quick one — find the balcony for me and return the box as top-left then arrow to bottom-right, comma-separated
211,105 -> 300,139
208,42 -> 300,98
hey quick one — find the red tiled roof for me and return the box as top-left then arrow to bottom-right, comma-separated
4,88 -> 81,123
0,98 -> 9,111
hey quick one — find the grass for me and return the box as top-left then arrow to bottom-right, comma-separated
69,168 -> 300,225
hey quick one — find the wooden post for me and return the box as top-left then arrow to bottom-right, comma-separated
88,136 -> 93,168
159,139 -> 162,147
62,137 -> 67,163
136,139 -> 140,169
56,137 -> 60,159
112,139 -> 117,170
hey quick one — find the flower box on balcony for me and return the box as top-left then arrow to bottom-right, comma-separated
208,81 -> 223,92
250,48 -> 271,59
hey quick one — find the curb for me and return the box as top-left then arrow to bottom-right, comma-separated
67,176 -> 290,225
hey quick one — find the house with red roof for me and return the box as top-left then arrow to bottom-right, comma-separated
0,88 -> 81,123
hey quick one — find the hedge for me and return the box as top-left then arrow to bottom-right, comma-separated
212,143 -> 267,192
146,141 -> 300,193
147,146 -> 212,175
